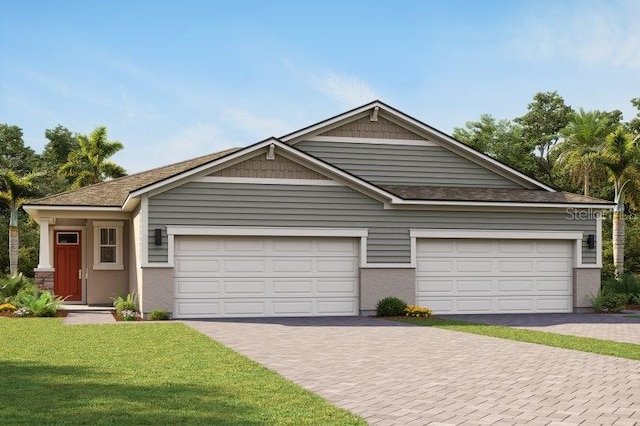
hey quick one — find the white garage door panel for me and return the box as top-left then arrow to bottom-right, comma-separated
174,236 -> 359,318
175,298 -> 358,318
416,239 -> 573,314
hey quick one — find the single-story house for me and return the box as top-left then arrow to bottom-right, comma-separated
24,101 -> 613,318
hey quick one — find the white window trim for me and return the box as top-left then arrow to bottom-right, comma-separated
93,221 -> 124,270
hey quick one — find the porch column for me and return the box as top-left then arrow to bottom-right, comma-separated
36,219 -> 52,270
34,219 -> 54,291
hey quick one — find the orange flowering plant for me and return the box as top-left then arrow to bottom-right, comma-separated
404,305 -> 433,318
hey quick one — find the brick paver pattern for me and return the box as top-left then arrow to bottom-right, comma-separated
185,317 -> 640,426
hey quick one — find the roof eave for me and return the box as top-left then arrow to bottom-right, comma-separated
387,200 -> 615,209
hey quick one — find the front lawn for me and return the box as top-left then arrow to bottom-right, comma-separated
0,318 -> 364,425
395,317 -> 640,360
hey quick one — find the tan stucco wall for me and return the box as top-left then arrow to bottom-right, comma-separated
140,267 -> 174,313
574,268 -> 601,310
85,219 -> 129,305
360,267 -> 416,312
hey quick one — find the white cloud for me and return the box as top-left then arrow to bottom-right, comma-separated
511,0 -> 640,69
160,123 -> 227,158
221,108 -> 289,138
312,71 -> 377,107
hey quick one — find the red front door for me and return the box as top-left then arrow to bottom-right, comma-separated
54,231 -> 82,301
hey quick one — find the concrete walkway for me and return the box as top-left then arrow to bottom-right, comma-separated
184,317 -> 640,425
447,313 -> 640,345
63,311 -> 116,325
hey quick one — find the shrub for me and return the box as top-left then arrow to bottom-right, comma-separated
0,273 -> 35,302
603,273 -> 640,303
15,290 -> 64,317
404,305 -> 433,318
112,292 -> 138,313
121,310 -> 138,321
149,309 -> 170,321
0,303 -> 16,312
591,291 -> 627,313
375,296 -> 407,317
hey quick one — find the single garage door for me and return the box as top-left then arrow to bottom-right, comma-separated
416,239 -> 573,314
173,236 -> 359,318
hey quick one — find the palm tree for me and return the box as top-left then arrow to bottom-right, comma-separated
556,109 -> 617,196
598,128 -> 640,276
58,126 -> 126,188
0,170 -> 39,275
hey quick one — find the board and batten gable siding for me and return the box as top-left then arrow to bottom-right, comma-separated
295,140 -> 524,188
147,183 -> 596,264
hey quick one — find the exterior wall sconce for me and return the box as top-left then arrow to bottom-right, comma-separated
587,234 -> 595,249
154,228 -> 162,246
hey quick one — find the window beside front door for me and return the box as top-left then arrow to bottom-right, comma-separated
93,221 -> 124,270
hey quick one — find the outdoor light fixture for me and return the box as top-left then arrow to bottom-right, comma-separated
587,234 -> 595,249
154,228 -> 162,246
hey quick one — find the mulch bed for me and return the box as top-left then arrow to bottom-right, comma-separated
111,310 -> 144,322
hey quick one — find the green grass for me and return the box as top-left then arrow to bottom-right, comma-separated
0,318 -> 364,425
394,317 -> 640,360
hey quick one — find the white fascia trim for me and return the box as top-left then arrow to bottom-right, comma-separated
195,177 -> 343,186
281,103 -> 379,142
410,229 -> 584,240
387,200 -> 615,209
24,205 -> 122,212
166,226 -> 369,238
306,135 -> 437,147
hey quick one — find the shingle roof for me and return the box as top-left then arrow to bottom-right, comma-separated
381,185 -> 613,205
27,148 -> 239,207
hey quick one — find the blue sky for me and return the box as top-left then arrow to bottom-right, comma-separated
1,0 -> 638,173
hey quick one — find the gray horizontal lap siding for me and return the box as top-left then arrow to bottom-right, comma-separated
296,140 -> 523,188
147,183 -> 596,265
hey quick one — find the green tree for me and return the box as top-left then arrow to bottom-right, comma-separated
555,109 -> 620,196
39,125 -> 80,194
453,114 -> 538,176
598,128 -> 640,276
0,124 -> 38,175
515,91 -> 574,184
627,98 -> 640,139
58,126 -> 126,188
42,125 -> 79,169
0,170 -> 39,275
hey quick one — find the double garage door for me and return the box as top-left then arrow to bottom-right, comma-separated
416,239 -> 574,314
172,235 -> 574,318
173,236 -> 360,318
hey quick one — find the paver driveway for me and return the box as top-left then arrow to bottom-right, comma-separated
185,317 -> 640,425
